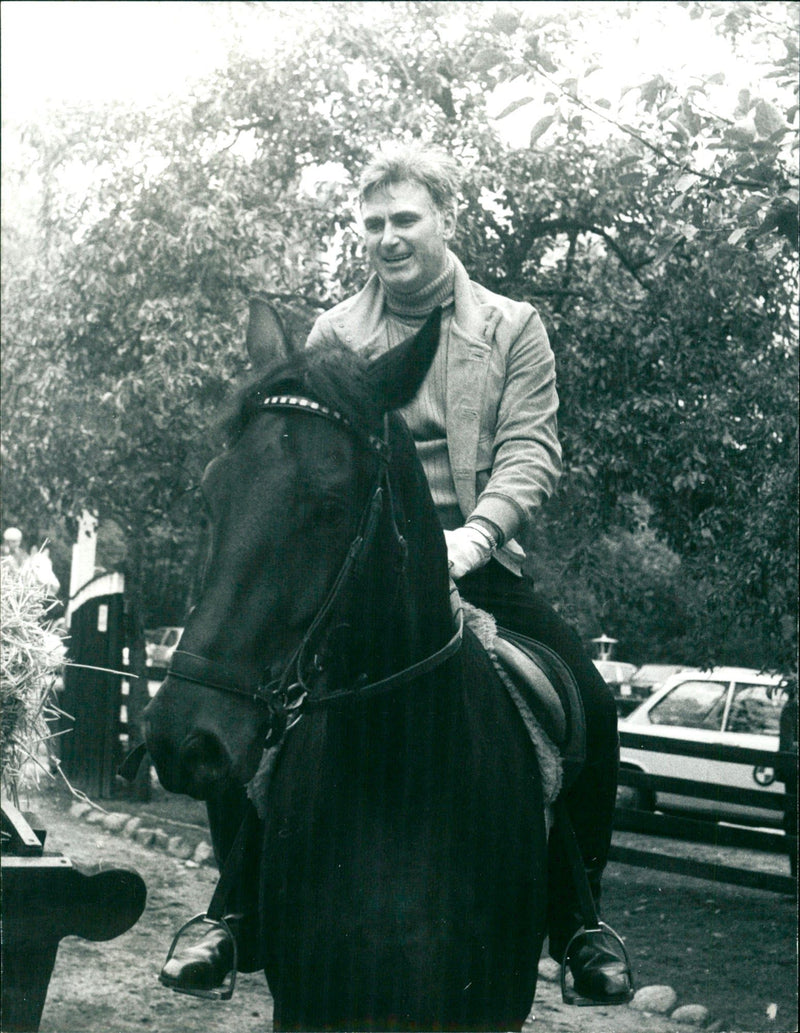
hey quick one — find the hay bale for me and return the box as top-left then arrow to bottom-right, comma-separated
0,555 -> 66,801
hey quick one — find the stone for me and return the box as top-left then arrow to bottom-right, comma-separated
102,812 -> 131,833
631,984 -> 679,1014
152,829 -> 170,850
85,809 -> 107,824
672,1004 -> 711,1026
167,835 -> 193,860
537,956 -> 561,982
134,828 -> 156,847
69,801 -> 92,819
122,816 -> 142,838
193,840 -> 215,866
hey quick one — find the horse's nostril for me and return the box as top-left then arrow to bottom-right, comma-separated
179,731 -> 232,793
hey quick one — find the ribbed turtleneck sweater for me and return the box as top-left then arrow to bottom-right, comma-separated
379,252 -> 463,532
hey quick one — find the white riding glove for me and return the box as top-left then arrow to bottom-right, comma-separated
443,522 -> 498,580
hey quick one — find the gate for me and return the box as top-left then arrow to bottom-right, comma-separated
60,573 -> 126,797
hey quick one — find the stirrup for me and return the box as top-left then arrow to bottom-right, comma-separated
560,921 -> 635,1007
160,913 -> 238,1001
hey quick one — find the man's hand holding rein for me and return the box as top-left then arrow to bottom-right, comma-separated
444,519 -> 502,580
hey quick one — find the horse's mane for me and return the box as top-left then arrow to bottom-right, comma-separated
224,344 -> 383,446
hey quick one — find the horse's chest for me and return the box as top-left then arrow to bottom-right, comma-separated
264,722 -> 466,921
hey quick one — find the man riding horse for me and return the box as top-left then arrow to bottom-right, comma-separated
163,142 -> 632,1006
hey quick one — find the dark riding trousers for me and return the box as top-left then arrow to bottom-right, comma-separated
457,559 -> 619,961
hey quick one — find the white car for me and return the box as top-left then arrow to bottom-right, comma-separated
618,666 -> 790,827
627,663 -> 689,696
145,626 -> 183,668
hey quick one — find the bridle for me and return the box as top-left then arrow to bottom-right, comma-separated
168,394 -> 463,744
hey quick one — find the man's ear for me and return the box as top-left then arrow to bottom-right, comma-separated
245,296 -> 291,370
365,307 -> 442,413
441,203 -> 457,241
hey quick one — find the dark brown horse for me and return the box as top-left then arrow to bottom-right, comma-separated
144,311 -> 549,1031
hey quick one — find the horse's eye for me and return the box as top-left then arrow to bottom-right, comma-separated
316,499 -> 346,526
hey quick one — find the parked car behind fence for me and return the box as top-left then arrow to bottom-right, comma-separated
618,666 -> 790,828
145,627 -> 183,669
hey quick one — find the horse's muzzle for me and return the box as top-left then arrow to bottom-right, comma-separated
176,731 -> 233,798
144,696 -> 233,799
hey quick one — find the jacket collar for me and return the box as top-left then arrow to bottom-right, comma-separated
331,252 -> 501,351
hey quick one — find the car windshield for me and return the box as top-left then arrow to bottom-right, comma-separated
725,683 -> 786,736
647,680 -> 728,730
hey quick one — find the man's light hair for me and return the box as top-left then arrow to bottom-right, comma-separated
358,143 -> 461,215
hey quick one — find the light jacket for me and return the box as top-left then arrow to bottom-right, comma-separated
306,253 -> 562,573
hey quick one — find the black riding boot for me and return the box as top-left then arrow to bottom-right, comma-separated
547,748 -> 632,1003
161,915 -> 242,991
161,787 -> 262,991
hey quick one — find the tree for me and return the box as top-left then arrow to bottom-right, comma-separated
2,0 -> 796,668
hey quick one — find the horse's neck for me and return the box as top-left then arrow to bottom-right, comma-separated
371,535 -> 453,677
314,529 -> 461,803
329,424 -> 454,687
379,439 -> 454,670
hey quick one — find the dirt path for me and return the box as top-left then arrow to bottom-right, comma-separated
19,792 -> 796,1033
23,794 -> 687,1033
33,795 -> 271,1033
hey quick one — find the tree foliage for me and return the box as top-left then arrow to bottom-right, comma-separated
2,0 -> 796,667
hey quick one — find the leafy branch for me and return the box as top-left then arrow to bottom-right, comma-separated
525,57 -> 792,195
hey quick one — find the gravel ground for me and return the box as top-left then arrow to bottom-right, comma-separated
9,789 -> 797,1033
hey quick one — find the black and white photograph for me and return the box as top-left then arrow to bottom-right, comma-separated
1,3 -> 797,1031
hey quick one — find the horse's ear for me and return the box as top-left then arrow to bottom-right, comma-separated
366,307 -> 442,413
246,295 -> 292,370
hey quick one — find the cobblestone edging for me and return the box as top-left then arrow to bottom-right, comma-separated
536,956 -> 722,1030
70,801 -> 721,1030
69,801 -> 215,867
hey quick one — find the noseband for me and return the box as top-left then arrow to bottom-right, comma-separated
168,394 -> 462,743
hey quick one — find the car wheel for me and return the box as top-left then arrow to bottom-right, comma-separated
616,779 -> 654,811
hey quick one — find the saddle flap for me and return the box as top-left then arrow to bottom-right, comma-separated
493,629 -> 587,787
492,637 -> 566,746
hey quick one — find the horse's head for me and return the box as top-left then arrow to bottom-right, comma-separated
144,309 -> 448,799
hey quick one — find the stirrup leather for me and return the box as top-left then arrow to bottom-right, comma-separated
560,921 -> 635,1007
160,913 -> 238,1001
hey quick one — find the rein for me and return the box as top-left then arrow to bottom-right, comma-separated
168,394 -> 462,741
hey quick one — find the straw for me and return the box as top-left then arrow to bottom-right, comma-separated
1,553 -> 70,805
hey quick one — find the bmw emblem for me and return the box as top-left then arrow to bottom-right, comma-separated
753,765 -> 776,787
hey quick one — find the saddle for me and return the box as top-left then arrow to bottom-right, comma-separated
458,595 -> 586,794
492,627 -> 586,790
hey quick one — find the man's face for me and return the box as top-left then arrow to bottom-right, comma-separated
361,180 -> 455,295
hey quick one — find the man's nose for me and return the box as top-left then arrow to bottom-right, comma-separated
381,222 -> 399,248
